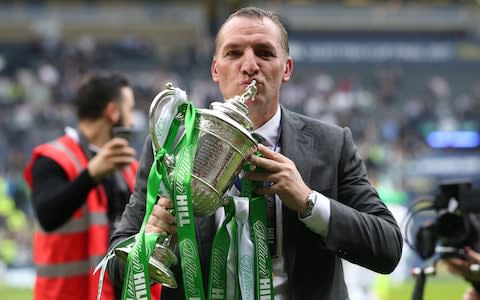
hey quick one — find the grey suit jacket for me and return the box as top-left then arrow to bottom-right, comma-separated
108,107 -> 403,300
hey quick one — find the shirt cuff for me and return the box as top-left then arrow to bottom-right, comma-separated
299,191 -> 330,238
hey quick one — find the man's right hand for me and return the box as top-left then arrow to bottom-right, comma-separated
146,197 -> 177,235
444,247 -> 480,282
88,137 -> 136,181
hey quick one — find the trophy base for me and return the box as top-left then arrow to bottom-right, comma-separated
115,244 -> 178,289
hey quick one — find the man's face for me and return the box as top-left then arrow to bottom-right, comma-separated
114,86 -> 135,128
211,16 -> 293,127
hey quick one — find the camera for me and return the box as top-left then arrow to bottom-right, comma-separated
405,180 -> 480,300
412,181 -> 477,260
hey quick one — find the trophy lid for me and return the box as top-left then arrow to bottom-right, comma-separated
209,80 -> 257,130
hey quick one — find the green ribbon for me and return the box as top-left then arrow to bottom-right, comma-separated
120,153 -> 160,300
207,157 -> 273,300
120,103 -> 186,300
249,197 -> 273,300
171,103 -> 206,300
241,161 -> 274,300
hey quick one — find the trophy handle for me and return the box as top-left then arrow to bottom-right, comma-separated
114,233 -> 179,288
116,80 -> 186,287
148,82 -> 188,152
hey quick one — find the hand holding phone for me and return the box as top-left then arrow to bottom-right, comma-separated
89,129 -> 137,181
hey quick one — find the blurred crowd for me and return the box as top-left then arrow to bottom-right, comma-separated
0,30 -> 479,272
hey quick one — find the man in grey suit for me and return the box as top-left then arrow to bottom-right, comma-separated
108,6 -> 402,300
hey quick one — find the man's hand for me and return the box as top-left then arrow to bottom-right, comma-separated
463,287 -> 480,300
145,196 -> 176,235
88,138 -> 136,181
444,247 -> 480,282
245,144 -> 311,213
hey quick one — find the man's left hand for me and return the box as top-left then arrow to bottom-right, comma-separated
245,144 -> 311,213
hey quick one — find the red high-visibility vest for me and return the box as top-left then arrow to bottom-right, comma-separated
24,135 -> 161,300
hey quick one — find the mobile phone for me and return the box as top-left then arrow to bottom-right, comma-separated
112,126 -> 133,142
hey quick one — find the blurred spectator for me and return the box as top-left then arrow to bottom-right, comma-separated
23,73 -> 145,300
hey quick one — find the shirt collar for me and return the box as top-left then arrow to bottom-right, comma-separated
65,126 -> 80,141
64,126 -> 100,153
253,105 -> 281,147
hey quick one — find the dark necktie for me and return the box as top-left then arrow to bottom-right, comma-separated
266,184 -> 277,257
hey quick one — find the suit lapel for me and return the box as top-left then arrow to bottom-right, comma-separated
279,107 -> 314,276
280,107 -> 314,191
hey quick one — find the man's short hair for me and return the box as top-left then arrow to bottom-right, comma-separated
214,6 -> 289,56
74,72 -> 130,121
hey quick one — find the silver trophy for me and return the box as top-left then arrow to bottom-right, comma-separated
115,81 -> 259,288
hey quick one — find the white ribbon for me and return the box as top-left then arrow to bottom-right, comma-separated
225,214 -> 237,300
94,235 -> 136,300
232,196 -> 255,300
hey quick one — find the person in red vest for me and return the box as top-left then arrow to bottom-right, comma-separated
24,72 -> 161,300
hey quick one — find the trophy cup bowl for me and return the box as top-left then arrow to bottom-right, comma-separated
189,107 -> 257,216
115,82 -> 258,288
